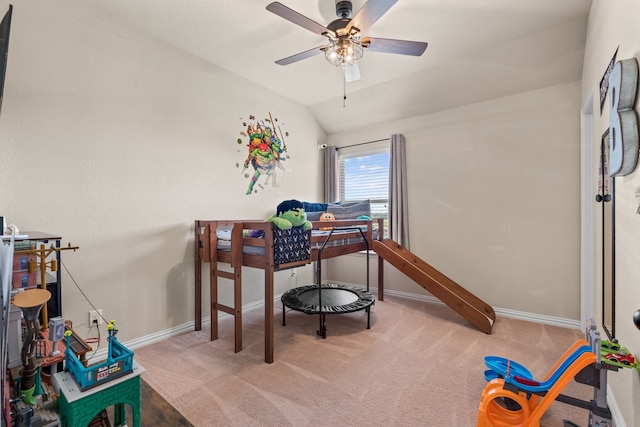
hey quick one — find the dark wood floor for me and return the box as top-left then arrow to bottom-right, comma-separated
102,378 -> 193,426
140,378 -> 193,426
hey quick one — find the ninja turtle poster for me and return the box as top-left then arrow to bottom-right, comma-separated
236,113 -> 290,195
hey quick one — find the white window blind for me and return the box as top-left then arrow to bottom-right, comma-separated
338,141 -> 390,235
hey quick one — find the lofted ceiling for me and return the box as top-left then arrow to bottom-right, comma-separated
85,0 -> 593,134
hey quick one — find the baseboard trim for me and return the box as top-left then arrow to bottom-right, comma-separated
91,299 -> 266,360
374,287 -> 583,330
607,384 -> 625,427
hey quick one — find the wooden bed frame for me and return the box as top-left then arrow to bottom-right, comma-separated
194,218 -> 385,363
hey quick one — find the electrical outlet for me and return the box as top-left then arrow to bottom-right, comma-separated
89,309 -> 102,325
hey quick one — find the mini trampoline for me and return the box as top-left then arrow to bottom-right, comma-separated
281,226 -> 374,338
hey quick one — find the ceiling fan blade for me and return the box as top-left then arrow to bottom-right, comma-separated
361,37 -> 428,56
275,46 -> 325,65
266,2 -> 335,37
342,63 -> 361,82
347,0 -> 398,34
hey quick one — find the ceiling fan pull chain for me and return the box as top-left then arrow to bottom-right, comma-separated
343,73 -> 347,108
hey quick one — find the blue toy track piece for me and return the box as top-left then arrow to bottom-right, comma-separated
499,345 -> 592,394
483,356 -> 533,382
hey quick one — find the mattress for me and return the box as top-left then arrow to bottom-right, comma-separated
215,226 -> 377,257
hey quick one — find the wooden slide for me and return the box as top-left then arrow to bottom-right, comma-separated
372,239 -> 495,334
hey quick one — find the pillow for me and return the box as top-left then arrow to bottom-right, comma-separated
303,202 -> 328,214
306,211 -> 324,221
243,229 -> 265,238
216,226 -> 233,240
327,200 -> 371,220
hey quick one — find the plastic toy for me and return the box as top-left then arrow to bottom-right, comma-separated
600,339 -> 621,351
484,341 -> 593,393
603,351 -> 635,366
477,318 -> 613,427
10,289 -> 51,405
600,338 -> 639,370
63,320 -> 134,391
14,240 -> 78,329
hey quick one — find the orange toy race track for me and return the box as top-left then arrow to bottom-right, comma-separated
476,350 -> 597,427
476,318 -> 612,426
372,239 -> 496,334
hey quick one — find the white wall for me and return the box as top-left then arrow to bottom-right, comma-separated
327,82 -> 582,320
0,1 -> 325,342
582,1 -> 640,424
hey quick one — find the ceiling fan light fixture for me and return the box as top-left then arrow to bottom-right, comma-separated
324,38 -> 363,66
267,0 -> 428,78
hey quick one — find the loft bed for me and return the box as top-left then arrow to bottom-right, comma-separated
194,218 -> 385,363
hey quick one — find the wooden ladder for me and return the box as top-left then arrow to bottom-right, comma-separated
195,221 -> 243,352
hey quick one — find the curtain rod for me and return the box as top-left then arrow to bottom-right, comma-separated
336,137 -> 390,151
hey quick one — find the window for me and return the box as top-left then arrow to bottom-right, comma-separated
338,141 -> 390,236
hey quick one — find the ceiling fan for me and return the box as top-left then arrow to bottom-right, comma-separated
266,0 -> 428,82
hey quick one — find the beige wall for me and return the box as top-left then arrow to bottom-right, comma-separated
326,82 -> 582,320
582,1 -> 640,424
0,1 -> 324,342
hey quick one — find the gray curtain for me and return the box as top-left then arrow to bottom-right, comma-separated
389,134 -> 410,248
324,146 -> 339,203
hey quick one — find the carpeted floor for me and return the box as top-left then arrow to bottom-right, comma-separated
135,295 -> 595,426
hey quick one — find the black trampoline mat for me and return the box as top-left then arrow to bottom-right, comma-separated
297,288 -> 359,306
281,283 -> 374,315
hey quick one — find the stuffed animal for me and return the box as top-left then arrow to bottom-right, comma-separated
319,212 -> 335,230
266,199 -> 312,231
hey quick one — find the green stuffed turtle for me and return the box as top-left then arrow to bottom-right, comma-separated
266,199 -> 312,231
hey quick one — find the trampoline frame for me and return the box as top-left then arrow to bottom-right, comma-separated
281,226 -> 374,338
